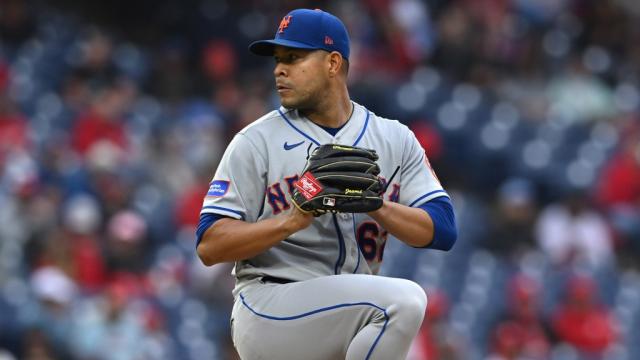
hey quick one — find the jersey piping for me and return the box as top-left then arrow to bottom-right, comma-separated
409,190 -> 448,207
332,214 -> 347,274
201,205 -> 245,220
352,109 -> 370,146
278,109 -> 321,146
351,215 -> 362,273
278,107 -> 371,147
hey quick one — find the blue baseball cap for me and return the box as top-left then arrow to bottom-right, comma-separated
249,9 -> 350,60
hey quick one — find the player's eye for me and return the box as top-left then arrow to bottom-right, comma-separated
274,53 -> 301,65
280,54 -> 296,64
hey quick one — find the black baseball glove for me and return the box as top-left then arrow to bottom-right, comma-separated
291,144 -> 384,215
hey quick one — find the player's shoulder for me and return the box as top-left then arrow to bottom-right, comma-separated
231,108 -> 294,149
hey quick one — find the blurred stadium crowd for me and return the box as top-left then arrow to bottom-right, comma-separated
1,0 -> 640,359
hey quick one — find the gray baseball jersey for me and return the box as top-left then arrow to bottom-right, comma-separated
201,101 -> 446,289
201,101 -> 446,359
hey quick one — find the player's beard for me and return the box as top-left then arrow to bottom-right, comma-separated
281,92 -> 315,111
279,79 -> 325,112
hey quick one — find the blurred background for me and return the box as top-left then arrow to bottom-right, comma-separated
1,0 -> 639,359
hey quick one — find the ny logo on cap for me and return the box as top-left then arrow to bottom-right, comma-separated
278,15 -> 292,33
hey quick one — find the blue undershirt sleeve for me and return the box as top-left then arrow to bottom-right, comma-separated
417,196 -> 457,251
196,213 -> 227,247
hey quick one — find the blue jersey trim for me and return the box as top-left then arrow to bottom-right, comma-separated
352,215 -> 361,273
239,293 -> 389,360
195,213 -> 224,247
278,109 -> 321,146
352,109 -> 370,146
317,123 -> 346,136
409,190 -> 448,207
418,196 -> 457,251
201,205 -> 245,220
332,214 -> 347,274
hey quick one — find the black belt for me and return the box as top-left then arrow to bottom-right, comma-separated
261,276 -> 295,284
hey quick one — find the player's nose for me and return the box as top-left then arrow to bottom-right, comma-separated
274,62 -> 288,77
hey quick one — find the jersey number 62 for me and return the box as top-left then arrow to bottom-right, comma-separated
357,221 -> 388,262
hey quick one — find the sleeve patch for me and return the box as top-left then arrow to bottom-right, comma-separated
207,180 -> 230,197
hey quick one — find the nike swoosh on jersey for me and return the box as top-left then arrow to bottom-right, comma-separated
283,140 -> 305,151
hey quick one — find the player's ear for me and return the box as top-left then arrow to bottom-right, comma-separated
327,51 -> 344,78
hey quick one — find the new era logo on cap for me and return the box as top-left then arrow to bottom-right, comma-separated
248,8 -> 350,60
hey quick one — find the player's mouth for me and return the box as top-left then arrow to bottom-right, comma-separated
276,83 -> 292,93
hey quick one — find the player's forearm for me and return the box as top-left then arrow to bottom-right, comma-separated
368,201 -> 434,247
197,214 -> 308,266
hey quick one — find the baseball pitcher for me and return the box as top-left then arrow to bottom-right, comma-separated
196,8 -> 457,360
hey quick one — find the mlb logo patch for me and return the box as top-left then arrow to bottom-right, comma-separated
207,180 -> 230,197
323,197 -> 336,207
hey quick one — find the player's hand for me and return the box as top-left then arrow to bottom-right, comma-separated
286,206 -> 314,232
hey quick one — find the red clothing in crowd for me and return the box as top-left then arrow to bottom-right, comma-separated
551,276 -> 618,354
411,290 -> 465,360
596,151 -> 640,207
551,304 -> 617,353
0,114 -> 30,156
71,109 -> 127,155
492,320 -> 549,360
71,235 -> 107,291
491,274 -> 550,359
175,183 -> 209,228
412,324 -> 439,360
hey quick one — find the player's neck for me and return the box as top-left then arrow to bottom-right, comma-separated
303,92 -> 352,129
